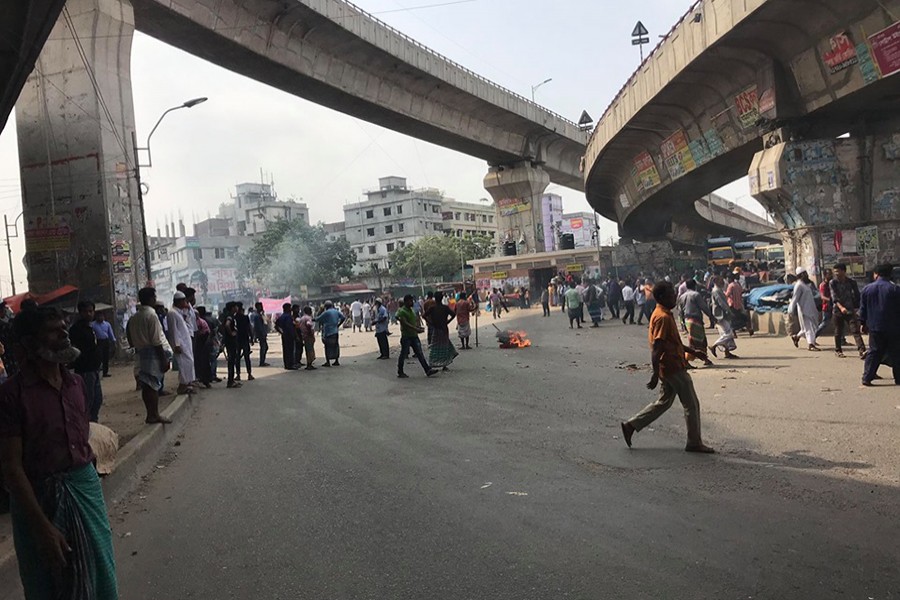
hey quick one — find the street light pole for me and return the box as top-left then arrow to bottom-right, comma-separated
133,97 -> 208,285
531,77 -> 552,102
4,212 -> 23,296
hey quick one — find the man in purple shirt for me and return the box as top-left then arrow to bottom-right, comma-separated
0,307 -> 118,598
860,264 -> 899,386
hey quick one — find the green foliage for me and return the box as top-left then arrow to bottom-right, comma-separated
242,220 -> 356,293
389,234 -> 494,281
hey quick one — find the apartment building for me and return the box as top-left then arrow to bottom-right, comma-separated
220,182 -> 309,236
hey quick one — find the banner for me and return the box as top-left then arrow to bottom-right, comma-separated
869,20 -> 900,78
259,296 -> 291,314
660,130 -> 697,180
632,151 -> 661,191
25,215 -> 71,252
497,198 -> 529,217
568,217 -> 584,229
734,85 -> 759,129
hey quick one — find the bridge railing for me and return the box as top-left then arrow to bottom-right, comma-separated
315,0 -> 580,130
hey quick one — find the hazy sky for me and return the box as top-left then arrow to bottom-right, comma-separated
0,0 -> 756,295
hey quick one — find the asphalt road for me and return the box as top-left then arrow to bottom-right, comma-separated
6,309 -> 900,598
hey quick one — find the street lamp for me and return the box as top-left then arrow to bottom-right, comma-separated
531,78 -> 552,102
4,212 -> 23,295
132,97 -> 208,283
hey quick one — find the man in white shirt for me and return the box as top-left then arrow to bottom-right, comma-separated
789,267 -> 821,351
575,280 -> 586,324
166,291 -> 196,394
350,299 -> 363,333
621,282 -> 636,324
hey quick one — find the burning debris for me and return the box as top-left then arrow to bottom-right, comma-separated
493,325 -> 532,348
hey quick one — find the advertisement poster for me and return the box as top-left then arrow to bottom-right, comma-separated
206,268 -> 240,294
869,20 -> 900,78
734,85 -> 760,129
111,238 -> 132,274
568,217 -> 584,229
660,130 -> 697,180
856,225 -> 879,255
840,229 -> 857,254
758,88 -> 776,113
497,197 -> 529,217
822,32 -> 859,73
856,41 -> 881,83
704,128 -> 726,157
25,216 -> 71,252
821,231 -> 838,262
632,151 -> 661,191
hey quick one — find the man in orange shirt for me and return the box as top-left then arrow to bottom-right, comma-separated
620,281 -> 715,453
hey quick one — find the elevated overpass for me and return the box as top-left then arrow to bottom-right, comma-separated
584,0 -> 900,271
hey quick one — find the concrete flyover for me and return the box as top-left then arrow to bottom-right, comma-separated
583,0 -> 900,268
130,0 -> 588,190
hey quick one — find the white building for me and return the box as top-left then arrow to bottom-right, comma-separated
344,177 -> 446,273
220,182 -> 309,237
441,199 -> 497,240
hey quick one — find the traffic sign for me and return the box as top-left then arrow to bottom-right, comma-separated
631,21 -> 649,37
632,37 -> 650,45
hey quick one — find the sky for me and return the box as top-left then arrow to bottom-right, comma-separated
0,0 -> 759,296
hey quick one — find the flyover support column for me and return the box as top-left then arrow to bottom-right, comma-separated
483,162 -> 551,254
749,130 -> 900,278
15,0 -> 143,320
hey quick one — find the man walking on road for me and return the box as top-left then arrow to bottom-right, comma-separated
297,307 -> 317,369
235,303 -> 254,381
621,281 -> 636,325
789,267 -> 821,351
251,303 -> 270,367
564,283 -> 583,329
0,307 -> 119,599
829,263 -> 866,359
677,279 -> 716,367
274,303 -> 297,370
860,263 -> 899,386
126,287 -> 172,423
540,287 -> 550,317
396,295 -> 437,378
620,281 -> 714,453
607,276 -> 621,319
350,299 -> 363,333
315,301 -> 346,367
374,298 -> 390,359
221,303 -> 241,388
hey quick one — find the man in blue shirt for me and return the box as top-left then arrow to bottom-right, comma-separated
274,303 -> 297,370
315,301 -> 346,367
91,310 -> 116,377
373,298 -> 390,359
860,263 -> 899,386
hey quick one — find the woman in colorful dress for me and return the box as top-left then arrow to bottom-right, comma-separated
424,291 -> 458,370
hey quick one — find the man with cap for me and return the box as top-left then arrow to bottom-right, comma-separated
166,291 -> 197,393
789,266 -> 821,351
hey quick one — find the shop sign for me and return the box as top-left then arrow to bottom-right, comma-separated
565,264 -> 584,273
491,271 -> 508,279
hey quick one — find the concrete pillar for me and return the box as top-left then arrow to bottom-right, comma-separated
16,0 -> 144,320
749,131 -> 900,278
483,162 -> 550,254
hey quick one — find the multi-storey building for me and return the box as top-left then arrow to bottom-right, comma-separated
220,182 -> 309,236
344,176 -> 446,273
441,199 -> 497,240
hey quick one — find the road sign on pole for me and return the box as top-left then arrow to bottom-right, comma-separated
631,21 -> 650,61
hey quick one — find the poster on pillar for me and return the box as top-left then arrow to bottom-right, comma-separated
869,20 -> 900,78
497,198 -> 529,217
733,85 -> 759,130
632,152 -> 661,191
856,226 -> 879,256
25,216 -> 71,252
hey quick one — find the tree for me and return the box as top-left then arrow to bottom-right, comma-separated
243,220 -> 357,295
389,234 -> 494,282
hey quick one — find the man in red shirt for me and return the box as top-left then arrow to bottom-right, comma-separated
0,307 -> 118,598
455,293 -> 474,350
726,272 -> 754,335
620,282 -> 715,453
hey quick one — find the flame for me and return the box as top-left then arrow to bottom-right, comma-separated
498,330 -> 531,348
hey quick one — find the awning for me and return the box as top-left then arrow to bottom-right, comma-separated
3,285 -> 80,313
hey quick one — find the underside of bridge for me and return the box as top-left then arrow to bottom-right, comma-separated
585,0 -> 900,247
0,0 -> 66,132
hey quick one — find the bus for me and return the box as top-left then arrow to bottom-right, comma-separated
706,237 -> 735,267
754,244 -> 785,267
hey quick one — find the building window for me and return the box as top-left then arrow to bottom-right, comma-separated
366,228 -> 375,237
399,241 -> 406,248
488,215 -> 494,223
397,205 -> 403,214
214,248 -> 226,259
356,247 -> 363,254
368,245 -> 377,255
365,209 -> 374,219
457,229 -> 462,237
383,207 -> 392,216
385,225 -> 393,234
433,223 -> 443,231
455,212 -> 461,220
386,243 -> 395,252
482,215 -> 487,223
432,206 -> 439,213
193,248 -> 203,260
398,223 -> 405,233
425,222 -> 430,229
